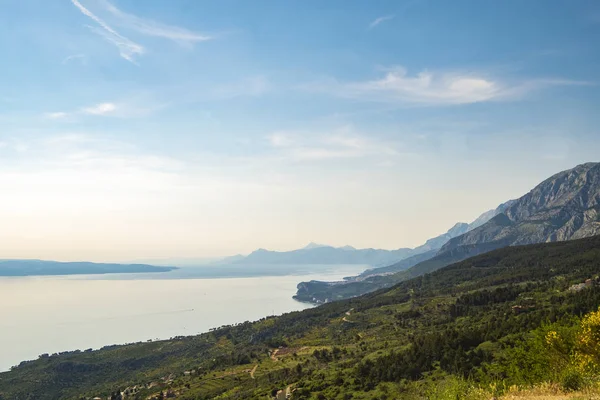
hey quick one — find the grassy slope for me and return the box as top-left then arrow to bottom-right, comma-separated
1,235 -> 600,399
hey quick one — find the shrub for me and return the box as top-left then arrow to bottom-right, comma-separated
574,306 -> 600,374
560,368 -> 584,392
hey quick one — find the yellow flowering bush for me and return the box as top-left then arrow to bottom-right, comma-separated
540,308 -> 600,387
543,328 -> 570,365
574,306 -> 600,373
546,330 -> 560,346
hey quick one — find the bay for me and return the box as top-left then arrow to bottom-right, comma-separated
0,264 -> 365,371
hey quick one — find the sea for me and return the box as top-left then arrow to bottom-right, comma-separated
0,264 -> 366,372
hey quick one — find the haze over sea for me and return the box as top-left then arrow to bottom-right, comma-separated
0,264 -> 365,372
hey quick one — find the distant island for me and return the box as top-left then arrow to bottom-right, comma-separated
0,260 -> 177,277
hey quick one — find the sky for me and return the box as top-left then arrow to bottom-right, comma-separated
0,0 -> 599,262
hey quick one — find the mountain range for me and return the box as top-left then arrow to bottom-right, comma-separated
409,162 -> 600,277
228,203 -> 512,268
231,245 -> 415,267
295,162 -> 600,303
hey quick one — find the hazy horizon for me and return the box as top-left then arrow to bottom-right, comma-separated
1,0 -> 599,262
0,200 -> 514,265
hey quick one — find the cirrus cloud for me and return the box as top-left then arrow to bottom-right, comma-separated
97,0 -> 212,44
44,112 -> 70,120
369,15 -> 395,29
82,102 -> 117,115
266,126 -> 402,162
71,0 -> 212,64
71,0 -> 144,63
307,66 -> 592,106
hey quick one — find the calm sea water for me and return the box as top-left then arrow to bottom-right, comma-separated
0,264 -> 365,371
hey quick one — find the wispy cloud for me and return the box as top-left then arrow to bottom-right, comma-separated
51,139 -> 183,172
269,133 -> 295,148
70,0 -> 212,63
369,15 -> 395,29
82,102 -> 117,115
71,0 -> 144,63
42,100 -> 153,120
44,112 -> 70,120
3,133 -> 182,173
42,103 -> 117,120
266,127 -> 401,162
97,0 -> 212,44
308,66 -> 592,106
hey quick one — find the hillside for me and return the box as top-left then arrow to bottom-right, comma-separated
297,162 -> 600,303
2,235 -> 600,399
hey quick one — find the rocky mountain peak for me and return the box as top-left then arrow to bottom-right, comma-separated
504,162 -> 600,223
440,162 -> 600,253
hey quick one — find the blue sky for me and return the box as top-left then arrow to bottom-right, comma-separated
0,0 -> 599,261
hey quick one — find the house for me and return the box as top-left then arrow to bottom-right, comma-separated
568,277 -> 597,292
569,283 -> 587,292
512,305 -> 535,314
512,305 -> 525,314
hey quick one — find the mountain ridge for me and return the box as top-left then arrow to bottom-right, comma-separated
428,162 -> 600,267
441,162 -> 600,252
231,202 -> 510,268
233,245 -> 416,267
295,162 -> 600,303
